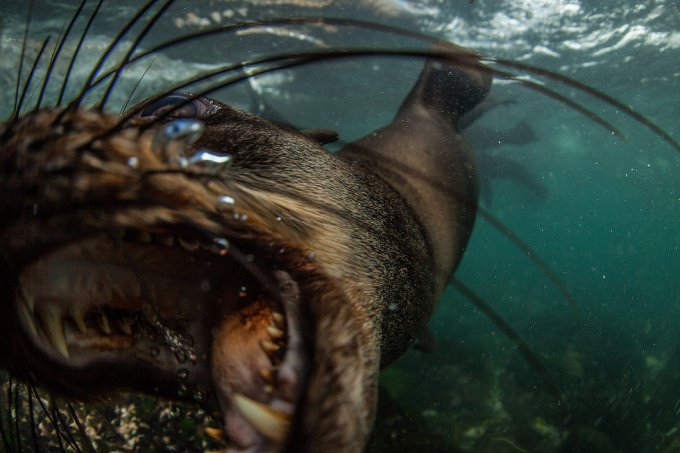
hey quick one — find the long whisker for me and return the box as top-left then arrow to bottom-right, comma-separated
56,0 -> 105,106
111,47 -> 614,148
13,36 -> 50,121
97,0 -> 175,110
51,397 -> 83,453
84,16 -> 678,153
485,56 -> 680,153
12,1 -> 34,119
119,58 -> 157,115
67,402 -> 97,453
477,207 -> 577,310
451,278 -> 569,416
71,0 -> 160,108
26,384 -> 40,453
36,0 -> 88,109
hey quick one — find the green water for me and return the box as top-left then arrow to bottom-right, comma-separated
1,0 -> 678,451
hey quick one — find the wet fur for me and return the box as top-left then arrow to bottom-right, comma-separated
1,2 -> 678,452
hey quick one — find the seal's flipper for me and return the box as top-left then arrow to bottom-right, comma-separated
339,44 -> 490,296
398,44 -> 492,126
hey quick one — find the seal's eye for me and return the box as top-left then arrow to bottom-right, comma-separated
137,93 -> 214,120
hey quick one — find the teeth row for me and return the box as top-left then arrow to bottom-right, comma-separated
232,392 -> 290,443
258,311 -> 288,396
18,295 -> 136,360
259,311 -> 286,366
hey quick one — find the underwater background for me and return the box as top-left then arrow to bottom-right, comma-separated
1,0 -> 679,451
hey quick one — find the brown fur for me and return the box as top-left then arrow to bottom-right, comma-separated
0,43 -> 489,451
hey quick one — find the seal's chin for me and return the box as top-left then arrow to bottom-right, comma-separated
13,233 -> 308,450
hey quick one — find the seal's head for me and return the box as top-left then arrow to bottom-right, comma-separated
0,90 -> 432,451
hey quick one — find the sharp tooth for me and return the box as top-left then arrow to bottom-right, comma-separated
70,307 -> 88,334
259,368 -> 274,383
203,426 -> 225,442
260,339 -> 280,354
232,393 -> 290,442
260,340 -> 282,364
38,305 -> 69,359
118,318 -> 134,335
271,312 -> 285,329
18,301 -> 38,337
99,312 -> 112,335
266,325 -> 285,340
18,284 -> 35,313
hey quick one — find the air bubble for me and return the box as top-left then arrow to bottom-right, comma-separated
188,149 -> 233,169
213,238 -> 229,255
177,368 -> 190,379
153,119 -> 205,166
216,195 -> 236,212
127,156 -> 139,168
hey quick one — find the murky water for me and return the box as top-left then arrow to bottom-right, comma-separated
1,0 -> 678,451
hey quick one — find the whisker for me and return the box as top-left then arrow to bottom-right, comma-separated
85,16 -> 677,153
119,57 -> 157,115
477,207 -> 577,311
26,384 -> 40,453
71,0 -> 161,109
67,402 -> 97,453
486,56 -> 680,153
13,35 -> 51,120
97,0 -> 176,110
56,0 -> 105,106
51,397 -> 83,453
13,0 -> 34,119
30,387 -> 67,451
50,404 -> 67,452
36,0 -> 88,109
451,278 -> 569,417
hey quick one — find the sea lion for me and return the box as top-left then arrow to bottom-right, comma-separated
0,27 -> 488,452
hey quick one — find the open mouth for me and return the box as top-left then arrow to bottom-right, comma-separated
13,229 -> 309,451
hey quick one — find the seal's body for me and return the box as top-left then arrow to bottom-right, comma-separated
0,42 -> 488,452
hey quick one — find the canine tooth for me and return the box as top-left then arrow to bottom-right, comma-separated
266,325 -> 285,340
18,301 -> 38,337
99,312 -> 112,335
38,306 -> 69,359
19,285 -> 35,313
260,339 -> 280,354
70,307 -> 88,334
271,312 -> 285,329
232,393 -> 290,442
118,318 -> 134,335
203,426 -> 225,441
259,368 -> 274,383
